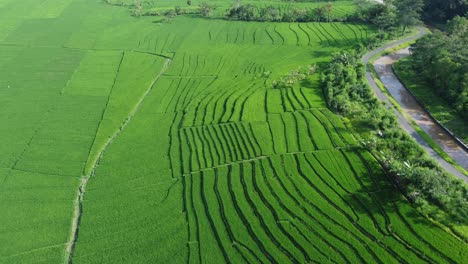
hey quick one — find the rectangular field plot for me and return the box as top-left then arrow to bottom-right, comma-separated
83,52 -> 167,175
72,109 -> 187,263
64,50 -> 123,97
0,0 -> 72,19
0,169 -> 79,263
0,47 -> 85,169
14,95 -> 107,176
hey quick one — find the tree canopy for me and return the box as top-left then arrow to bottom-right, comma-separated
355,0 -> 423,33
423,0 -> 468,23
395,0 -> 424,32
409,16 -> 468,117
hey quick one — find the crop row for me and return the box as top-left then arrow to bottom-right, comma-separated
182,148 -> 462,263
205,22 -> 369,47
266,86 -> 327,113
179,122 -> 265,174
177,77 -> 264,127
178,107 -> 359,176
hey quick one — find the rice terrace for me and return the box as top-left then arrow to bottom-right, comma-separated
1,0 -> 467,263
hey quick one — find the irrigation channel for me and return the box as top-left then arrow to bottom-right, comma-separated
362,27 -> 468,183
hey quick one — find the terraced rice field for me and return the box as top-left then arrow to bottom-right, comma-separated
0,0 -> 467,263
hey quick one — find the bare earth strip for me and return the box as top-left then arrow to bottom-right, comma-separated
64,58 -> 172,264
362,27 -> 468,182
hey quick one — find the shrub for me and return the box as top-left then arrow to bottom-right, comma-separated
199,2 -> 215,17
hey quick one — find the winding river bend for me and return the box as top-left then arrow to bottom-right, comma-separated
363,27 -> 468,182
374,49 -> 468,170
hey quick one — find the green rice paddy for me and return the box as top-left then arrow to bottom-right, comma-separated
0,0 -> 467,263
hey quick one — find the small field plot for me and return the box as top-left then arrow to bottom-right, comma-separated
0,169 -> 79,263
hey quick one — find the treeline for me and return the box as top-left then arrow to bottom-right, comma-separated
409,16 -> 468,118
355,0 -> 424,33
122,0 -> 432,36
423,0 -> 468,23
322,51 -> 468,224
227,4 -> 337,22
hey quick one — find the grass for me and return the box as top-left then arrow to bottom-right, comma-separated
0,0 -> 467,263
394,58 -> 468,144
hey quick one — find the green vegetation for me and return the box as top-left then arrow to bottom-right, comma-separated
105,0 -> 357,19
391,16 -> 468,145
226,2 -> 341,22
422,0 -> 468,23
408,16 -> 468,119
0,0 -> 467,263
322,50 -> 468,227
370,64 -> 468,176
356,0 -> 424,34
395,58 -> 468,144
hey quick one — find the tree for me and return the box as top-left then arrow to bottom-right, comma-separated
132,0 -> 143,17
324,2 -> 333,22
354,0 -> 397,32
373,11 -> 397,32
312,6 -> 327,22
409,16 -> 468,118
291,8 -> 308,22
282,10 -> 297,22
423,0 -> 468,22
259,6 -> 280,21
395,0 -> 424,32
228,4 -> 256,21
175,6 -> 185,15
187,0 -> 192,6
165,9 -> 176,18
371,0 -> 397,33
199,2 -> 215,17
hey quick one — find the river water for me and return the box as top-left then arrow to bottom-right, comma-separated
374,48 -> 468,170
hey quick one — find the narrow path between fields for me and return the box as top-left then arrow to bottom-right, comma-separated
64,58 -> 172,264
362,27 -> 468,183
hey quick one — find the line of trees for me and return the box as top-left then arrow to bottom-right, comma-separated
226,4 -> 336,22
322,50 -> 468,225
122,0 -> 432,35
423,0 -> 468,23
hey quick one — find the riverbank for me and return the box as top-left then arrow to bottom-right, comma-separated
372,48 -> 468,179
361,27 -> 468,182
394,58 -> 468,144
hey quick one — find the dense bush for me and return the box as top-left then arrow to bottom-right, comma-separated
272,65 -> 317,89
322,50 -> 468,224
322,51 -> 375,114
